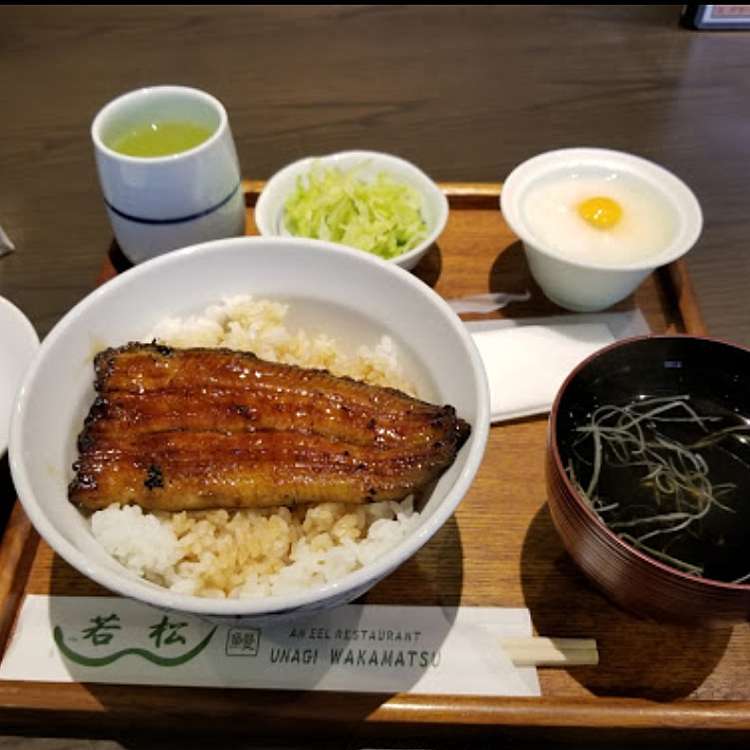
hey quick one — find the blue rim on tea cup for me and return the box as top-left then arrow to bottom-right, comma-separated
91,85 -> 246,264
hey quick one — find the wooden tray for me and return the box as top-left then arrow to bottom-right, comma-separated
0,182 -> 747,744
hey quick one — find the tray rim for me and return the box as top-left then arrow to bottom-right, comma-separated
0,181 -> 736,739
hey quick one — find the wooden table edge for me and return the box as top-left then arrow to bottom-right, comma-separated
0,674 -> 749,734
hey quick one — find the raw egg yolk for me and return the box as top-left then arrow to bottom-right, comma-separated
577,196 -> 622,230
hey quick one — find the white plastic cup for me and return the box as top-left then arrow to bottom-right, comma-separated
500,148 -> 703,312
91,86 -> 246,264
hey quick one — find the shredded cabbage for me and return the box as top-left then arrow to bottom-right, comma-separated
283,163 -> 429,259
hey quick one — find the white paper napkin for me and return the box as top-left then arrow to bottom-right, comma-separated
467,310 -> 650,423
0,596 -> 540,696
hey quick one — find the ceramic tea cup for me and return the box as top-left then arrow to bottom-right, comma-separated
91,85 -> 246,264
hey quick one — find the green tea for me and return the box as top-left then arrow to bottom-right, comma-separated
108,120 -> 214,157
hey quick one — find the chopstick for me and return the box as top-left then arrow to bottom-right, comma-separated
500,637 -> 599,667
445,290 -> 531,314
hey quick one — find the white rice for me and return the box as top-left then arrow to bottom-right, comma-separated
89,296 -> 421,599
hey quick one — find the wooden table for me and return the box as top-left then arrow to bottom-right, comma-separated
1,6 -> 748,347
1,6 -> 749,747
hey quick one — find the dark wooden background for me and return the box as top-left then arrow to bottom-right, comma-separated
1,5 -> 749,748
1,5 -> 748,346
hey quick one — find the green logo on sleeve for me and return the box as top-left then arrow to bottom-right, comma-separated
54,612 -> 217,668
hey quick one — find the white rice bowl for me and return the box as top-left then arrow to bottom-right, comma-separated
10,237 -> 489,621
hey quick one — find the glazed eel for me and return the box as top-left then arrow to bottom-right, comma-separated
69,343 -> 471,511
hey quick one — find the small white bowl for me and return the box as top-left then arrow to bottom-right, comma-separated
255,150 -> 449,271
9,236 -> 488,624
501,148 -> 703,312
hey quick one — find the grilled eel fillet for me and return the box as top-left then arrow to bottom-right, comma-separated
69,343 -> 471,511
